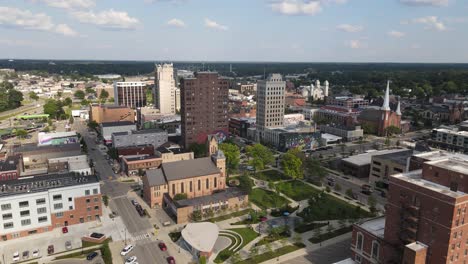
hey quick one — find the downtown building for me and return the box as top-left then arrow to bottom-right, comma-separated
154,63 -> 177,114
180,72 -> 229,149
349,151 -> 468,263
114,81 -> 147,109
0,173 -> 102,241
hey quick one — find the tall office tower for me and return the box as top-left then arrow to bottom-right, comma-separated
154,63 -> 176,114
175,88 -> 181,112
180,72 -> 229,149
114,82 -> 146,109
255,73 -> 286,141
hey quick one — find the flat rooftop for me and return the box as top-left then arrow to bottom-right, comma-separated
13,143 -> 81,154
392,170 -> 467,198
0,173 -> 99,197
427,158 -> 468,175
101,121 -> 134,127
342,149 -> 408,166
358,216 -> 385,238
374,149 -> 413,166
406,241 -> 428,252
413,151 -> 468,162
175,188 -> 247,208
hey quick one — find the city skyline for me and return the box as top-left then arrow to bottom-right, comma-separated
0,0 -> 467,63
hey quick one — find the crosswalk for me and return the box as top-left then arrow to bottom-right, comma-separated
130,232 -> 151,242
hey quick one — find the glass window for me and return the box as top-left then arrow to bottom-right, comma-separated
1,203 -> 11,210
93,188 -> 98,194
3,222 -> 13,229
56,212 -> 63,218
21,219 -> 31,226
53,194 -> 62,201
2,213 -> 12,220
19,201 -> 29,208
37,207 -> 47,214
20,210 -> 30,217
356,233 -> 364,251
85,190 -> 90,195
371,241 -> 380,259
38,216 -> 48,223
68,197 -> 72,202
36,198 -> 46,205
54,203 -> 63,210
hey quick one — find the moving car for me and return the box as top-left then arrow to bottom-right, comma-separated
120,245 -> 134,256
167,256 -> 176,264
65,241 -> 72,250
48,245 -> 54,255
12,252 -> 20,262
62,226 -> 68,233
32,249 -> 39,258
125,256 -> 138,264
361,184 -> 373,195
22,251 -> 29,259
158,242 -> 167,251
87,252 -> 98,261
131,200 -> 139,206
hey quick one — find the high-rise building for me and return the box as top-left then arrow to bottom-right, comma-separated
114,82 -> 146,109
180,72 -> 229,148
175,88 -> 181,112
256,73 -> 286,141
154,63 -> 177,114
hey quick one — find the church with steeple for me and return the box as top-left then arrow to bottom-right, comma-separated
358,81 -> 402,136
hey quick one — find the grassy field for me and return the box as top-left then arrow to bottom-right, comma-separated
214,228 -> 260,263
276,180 -> 318,201
249,188 -> 289,209
251,170 -> 290,181
204,209 -> 252,223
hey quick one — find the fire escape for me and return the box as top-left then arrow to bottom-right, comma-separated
399,203 -> 420,245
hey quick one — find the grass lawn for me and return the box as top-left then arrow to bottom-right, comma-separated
250,188 -> 289,210
308,226 -> 353,244
204,209 -> 252,223
276,180 -> 318,201
235,243 -> 306,264
251,170 -> 290,181
214,227 -> 260,263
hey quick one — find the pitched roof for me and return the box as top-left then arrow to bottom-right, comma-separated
162,157 -> 220,181
146,168 -> 166,186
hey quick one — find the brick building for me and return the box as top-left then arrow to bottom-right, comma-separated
90,104 -> 135,124
180,72 -> 229,148
0,155 -> 20,181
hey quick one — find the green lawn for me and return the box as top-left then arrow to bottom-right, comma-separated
250,188 -> 289,210
276,180 -> 318,201
214,228 -> 260,263
235,243 -> 305,264
204,209 -> 252,223
251,170 -> 290,181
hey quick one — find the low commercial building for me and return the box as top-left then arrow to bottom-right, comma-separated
368,149 -> 413,188
100,121 -> 136,144
341,149 -> 409,178
112,129 -> 168,149
181,222 -> 219,257
37,131 -> 79,146
262,125 -> 322,151
90,104 -> 135,124
0,173 -> 102,241
319,125 -> 364,142
48,155 -> 92,176
430,127 -> 468,152
228,117 -> 255,138
0,155 -> 20,181
121,155 -> 162,176
116,145 -> 155,158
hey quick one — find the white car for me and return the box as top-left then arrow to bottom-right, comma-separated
12,252 -> 20,262
32,249 -> 39,258
120,245 -> 134,256
125,256 -> 138,264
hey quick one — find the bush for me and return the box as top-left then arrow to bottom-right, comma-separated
294,222 -> 328,233
199,256 -> 207,264
270,205 -> 299,217
102,195 -> 109,207
100,242 -> 112,264
173,193 -> 188,201
169,231 -> 181,242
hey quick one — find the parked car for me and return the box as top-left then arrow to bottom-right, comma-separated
65,241 -> 72,250
125,256 -> 138,264
22,251 -> 29,259
167,256 -> 176,264
131,200 -> 139,206
12,252 -> 20,262
361,184 -> 373,195
32,249 -> 39,258
158,242 -> 167,251
47,245 -> 54,255
62,226 -> 68,233
162,221 -> 171,227
87,252 -> 98,261
120,245 -> 134,256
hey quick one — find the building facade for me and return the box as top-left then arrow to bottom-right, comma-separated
112,129 -> 168,149
0,155 -> 20,182
430,127 -> 468,152
100,121 -> 136,144
351,217 -> 385,264
0,173 -> 101,241
180,72 -> 229,148
368,149 -> 413,188
89,104 -> 135,124
256,74 -> 286,142
154,63 -> 177,114
114,82 -> 147,109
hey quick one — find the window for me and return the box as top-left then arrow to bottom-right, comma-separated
190,181 -> 193,192
53,194 -> 62,201
206,179 -> 209,189
198,180 -> 201,191
85,190 -> 90,195
371,241 -> 380,259
69,206 -> 73,210
94,206 -> 99,210
93,188 -> 98,194
38,216 -> 48,223
356,233 -> 364,251
94,197 -> 99,202
20,210 -> 30,217
54,203 -> 63,210
214,178 -> 217,188
36,198 -> 46,205
181,183 -> 184,193
68,197 -> 72,202
3,222 -> 13,229
86,199 -> 91,203
21,219 -> 31,226
1,203 -> 11,211
172,184 -> 175,195
37,207 -> 47,214
87,207 -> 91,212
355,255 -> 362,263
19,201 -> 29,208
56,212 -> 63,218
2,213 -> 12,220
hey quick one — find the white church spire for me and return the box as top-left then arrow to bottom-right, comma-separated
396,100 -> 402,115
381,80 -> 390,111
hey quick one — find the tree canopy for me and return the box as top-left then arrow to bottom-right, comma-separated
43,99 -> 65,119
74,90 -> 85,100
29,91 -> 39,101
246,143 -> 274,171
219,142 -> 240,174
0,81 -> 23,112
281,148 -> 303,179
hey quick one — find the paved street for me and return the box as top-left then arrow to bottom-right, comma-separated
286,237 -> 352,264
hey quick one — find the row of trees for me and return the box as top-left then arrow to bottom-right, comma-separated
0,81 -> 23,112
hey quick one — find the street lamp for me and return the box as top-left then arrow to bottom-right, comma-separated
124,228 -> 127,246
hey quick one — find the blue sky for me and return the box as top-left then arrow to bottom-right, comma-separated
0,0 -> 467,62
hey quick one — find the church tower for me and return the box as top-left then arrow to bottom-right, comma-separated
379,80 -> 391,136
206,135 -> 219,157
324,80 -> 329,97
211,150 -> 226,187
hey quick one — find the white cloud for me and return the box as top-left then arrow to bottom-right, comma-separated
204,18 -> 228,31
411,43 -> 421,49
413,16 -> 447,31
346,40 -> 365,49
31,0 -> 95,10
336,24 -> 363,33
270,0 -> 322,15
0,6 -> 77,36
72,9 -> 139,30
400,0 -> 449,7
388,30 -> 405,38
167,18 -> 185,27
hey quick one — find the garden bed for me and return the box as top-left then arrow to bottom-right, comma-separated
308,226 -> 353,244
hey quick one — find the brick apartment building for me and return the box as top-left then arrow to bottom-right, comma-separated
180,72 -> 229,148
0,173 -> 102,241
0,155 -> 20,181
348,152 -> 468,264
90,104 -> 135,124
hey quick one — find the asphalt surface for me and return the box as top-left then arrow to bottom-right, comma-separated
287,237 -> 352,264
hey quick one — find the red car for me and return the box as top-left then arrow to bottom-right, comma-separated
62,227 -> 68,234
167,256 -> 175,264
260,216 -> 268,222
158,242 -> 167,251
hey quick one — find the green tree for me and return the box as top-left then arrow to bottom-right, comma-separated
238,174 -> 254,194
74,90 -> 85,99
189,143 -> 207,158
281,148 -> 303,179
7,89 -> 23,109
80,99 -> 89,106
108,97 -> 115,103
303,159 -> 326,181
43,99 -> 64,119
64,97 -> 73,107
345,188 -> 354,198
99,89 -> 109,103
88,120 -> 99,130
173,193 -> 188,201
15,129 -> 28,139
219,143 -> 240,174
85,87 -> 96,95
29,91 -> 39,101
367,195 -> 377,213
385,125 -> 401,136
246,143 -> 274,171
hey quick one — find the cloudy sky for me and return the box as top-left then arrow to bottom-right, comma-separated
0,0 -> 467,62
